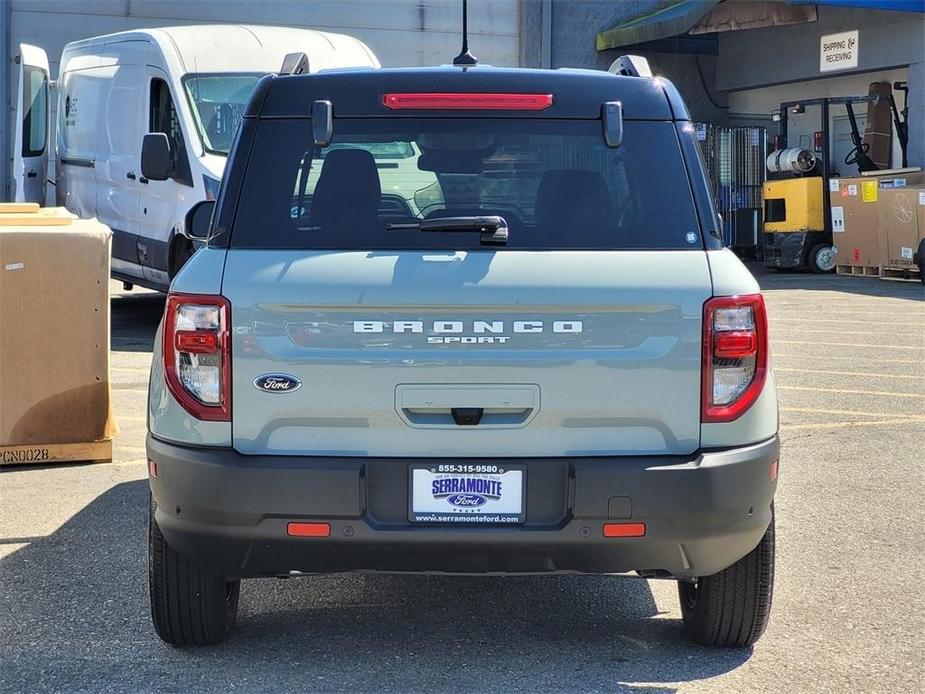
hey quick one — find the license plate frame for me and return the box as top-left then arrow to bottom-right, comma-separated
408,463 -> 526,524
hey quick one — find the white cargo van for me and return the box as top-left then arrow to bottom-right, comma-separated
11,25 -> 379,290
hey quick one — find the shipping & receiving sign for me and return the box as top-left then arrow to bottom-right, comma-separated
820,30 -> 858,73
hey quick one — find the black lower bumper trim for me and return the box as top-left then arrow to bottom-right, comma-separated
148,435 -> 779,579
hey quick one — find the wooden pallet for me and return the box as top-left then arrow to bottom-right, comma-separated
879,266 -> 923,283
0,440 -> 112,467
836,264 -> 879,277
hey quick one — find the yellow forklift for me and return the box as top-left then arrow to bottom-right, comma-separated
762,89 -> 908,272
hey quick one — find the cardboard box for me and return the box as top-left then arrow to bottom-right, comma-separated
879,185 -> 925,270
863,82 -> 893,170
830,170 -> 925,268
0,211 -> 115,457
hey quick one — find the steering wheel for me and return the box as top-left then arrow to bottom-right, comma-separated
845,142 -> 870,166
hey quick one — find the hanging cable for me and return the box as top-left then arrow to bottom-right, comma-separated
695,54 -> 729,111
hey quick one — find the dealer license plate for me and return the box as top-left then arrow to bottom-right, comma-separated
409,464 -> 525,524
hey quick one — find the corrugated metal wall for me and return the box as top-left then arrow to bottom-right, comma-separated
2,0 -> 523,199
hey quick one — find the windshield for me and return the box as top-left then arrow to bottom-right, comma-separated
182,73 -> 265,155
231,118 -> 702,251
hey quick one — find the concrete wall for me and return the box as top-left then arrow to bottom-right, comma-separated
716,7 -> 924,91
524,0 -> 729,123
2,0 -> 522,200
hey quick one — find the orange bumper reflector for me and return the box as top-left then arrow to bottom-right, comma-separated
148,459 -> 158,479
769,460 -> 779,481
602,522 -> 646,538
287,522 -> 331,538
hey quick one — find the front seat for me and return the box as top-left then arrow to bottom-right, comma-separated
311,149 -> 381,234
534,170 -> 613,242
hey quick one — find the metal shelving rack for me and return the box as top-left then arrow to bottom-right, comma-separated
695,124 -> 767,258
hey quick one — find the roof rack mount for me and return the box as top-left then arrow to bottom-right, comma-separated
609,55 -> 652,78
280,52 -> 309,76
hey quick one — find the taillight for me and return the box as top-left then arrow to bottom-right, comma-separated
382,93 -> 553,110
702,294 -> 768,423
163,293 -> 231,421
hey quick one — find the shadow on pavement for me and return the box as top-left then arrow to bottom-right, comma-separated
0,480 -> 752,693
111,292 -> 165,353
749,262 -> 925,300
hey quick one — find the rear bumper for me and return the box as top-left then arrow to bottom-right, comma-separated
147,434 -> 779,579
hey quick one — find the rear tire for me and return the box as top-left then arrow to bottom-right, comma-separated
678,506 -> 775,647
148,496 -> 240,646
809,244 -> 836,273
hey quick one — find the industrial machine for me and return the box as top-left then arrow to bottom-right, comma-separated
762,88 -> 908,272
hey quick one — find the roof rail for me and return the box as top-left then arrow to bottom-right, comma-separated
608,55 -> 652,78
280,52 -> 309,75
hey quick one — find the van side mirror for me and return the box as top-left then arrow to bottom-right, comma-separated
184,200 -> 215,241
141,133 -> 172,181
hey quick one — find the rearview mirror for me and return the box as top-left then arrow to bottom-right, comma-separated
141,133 -> 172,181
184,200 -> 215,241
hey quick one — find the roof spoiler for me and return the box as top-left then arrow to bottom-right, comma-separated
608,55 -> 652,78
280,52 -> 309,75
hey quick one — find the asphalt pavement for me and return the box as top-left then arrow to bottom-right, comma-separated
1,268 -> 923,693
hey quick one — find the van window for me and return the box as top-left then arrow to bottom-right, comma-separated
230,118 -> 702,251
182,73 -> 264,155
22,66 -> 47,157
150,78 -> 192,186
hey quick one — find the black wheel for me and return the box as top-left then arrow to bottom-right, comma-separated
678,507 -> 775,647
809,244 -> 836,273
148,496 -> 240,646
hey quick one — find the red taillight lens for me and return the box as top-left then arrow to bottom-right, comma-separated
163,294 -> 231,421
714,331 -> 757,359
702,294 -> 768,423
175,330 -> 219,354
382,92 -> 553,111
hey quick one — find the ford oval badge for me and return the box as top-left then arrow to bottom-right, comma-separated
447,493 -> 488,508
254,373 -> 302,393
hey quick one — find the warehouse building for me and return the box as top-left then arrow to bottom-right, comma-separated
3,0 -> 924,199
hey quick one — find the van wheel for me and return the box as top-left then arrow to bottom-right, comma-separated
678,506 -> 775,647
809,244 -> 836,273
148,496 -> 240,646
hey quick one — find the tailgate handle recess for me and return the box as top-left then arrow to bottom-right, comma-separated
396,384 -> 539,429
451,408 -> 483,426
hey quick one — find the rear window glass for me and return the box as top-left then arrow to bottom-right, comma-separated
230,118 -> 701,250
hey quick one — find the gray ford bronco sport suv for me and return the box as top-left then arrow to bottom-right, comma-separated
146,59 -> 779,648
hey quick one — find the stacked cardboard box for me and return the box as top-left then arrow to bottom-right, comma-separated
0,205 -> 115,465
878,185 -> 925,274
830,169 -> 925,272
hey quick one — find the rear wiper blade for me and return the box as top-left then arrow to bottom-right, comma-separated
388,216 -> 508,246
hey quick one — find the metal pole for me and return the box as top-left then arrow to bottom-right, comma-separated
541,0 -> 552,69
821,99 -> 832,241
1,1 -> 11,201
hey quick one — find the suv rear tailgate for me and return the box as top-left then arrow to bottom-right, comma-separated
223,249 -> 710,457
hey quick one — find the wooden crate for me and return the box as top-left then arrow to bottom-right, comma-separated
879,266 -> 922,283
836,264 -> 879,277
0,440 -> 112,466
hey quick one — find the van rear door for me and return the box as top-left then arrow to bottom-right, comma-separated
12,44 -> 50,204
